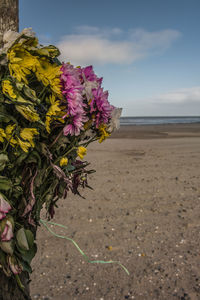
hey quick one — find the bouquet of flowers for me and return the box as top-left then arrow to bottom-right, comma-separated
0,28 -> 122,281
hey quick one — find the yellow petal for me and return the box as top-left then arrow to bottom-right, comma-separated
60,157 -> 68,167
20,128 -> 39,148
77,146 -> 87,159
17,138 -> 30,152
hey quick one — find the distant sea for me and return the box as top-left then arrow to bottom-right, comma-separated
120,116 -> 200,126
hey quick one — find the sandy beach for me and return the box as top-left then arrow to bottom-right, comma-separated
30,123 -> 200,300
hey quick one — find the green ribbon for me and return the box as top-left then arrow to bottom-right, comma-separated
40,219 -> 129,275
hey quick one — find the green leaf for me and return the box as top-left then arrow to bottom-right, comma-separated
24,229 -> 34,249
23,86 -> 40,103
0,176 -> 12,191
36,48 -> 49,56
66,164 -> 75,171
0,112 -> 11,123
0,106 -> 18,124
16,228 -> 34,251
16,228 -> 29,251
26,151 -> 42,168
34,168 -> 47,188
18,243 -> 37,265
36,45 -> 60,58
0,248 -> 7,265
16,82 -> 41,104
40,143 -> 52,159
58,182 -> 65,198
15,152 -> 28,165
0,154 -> 9,171
12,186 -> 23,198
20,259 -> 32,273
0,240 -> 14,255
52,136 -> 70,153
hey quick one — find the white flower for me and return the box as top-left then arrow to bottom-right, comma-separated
107,107 -> 122,132
83,80 -> 99,101
3,30 -> 19,44
0,28 -> 36,55
21,28 -> 35,38
83,129 -> 95,139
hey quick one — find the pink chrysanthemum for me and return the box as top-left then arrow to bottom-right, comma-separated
79,66 -> 114,128
90,87 -> 114,128
80,65 -> 102,85
60,63 -> 88,136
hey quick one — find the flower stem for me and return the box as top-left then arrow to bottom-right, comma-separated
49,128 -> 63,149
15,274 -> 25,290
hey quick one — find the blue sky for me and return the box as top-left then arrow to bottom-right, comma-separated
19,0 -> 200,116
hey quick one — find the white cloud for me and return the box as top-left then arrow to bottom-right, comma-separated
74,25 -> 123,37
57,26 -> 181,66
153,86 -> 200,104
58,35 -> 134,65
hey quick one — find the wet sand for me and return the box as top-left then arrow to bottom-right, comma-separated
111,123 -> 200,139
30,123 -> 200,300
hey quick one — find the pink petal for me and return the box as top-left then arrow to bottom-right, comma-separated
1,221 -> 13,241
8,257 -> 22,275
0,197 -> 11,213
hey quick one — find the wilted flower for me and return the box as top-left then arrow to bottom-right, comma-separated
3,30 -> 20,47
8,256 -> 22,275
3,28 -> 35,51
1,219 -> 14,241
15,104 -> 40,123
107,107 -> 122,133
0,194 -> 11,220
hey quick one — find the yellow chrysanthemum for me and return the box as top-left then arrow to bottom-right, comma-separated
35,60 -> 62,96
5,124 -> 17,146
60,157 -> 68,167
17,138 -> 31,153
0,129 -> 6,143
7,45 -> 39,84
17,128 -> 39,152
7,41 -> 62,97
45,94 -> 64,133
15,104 -> 40,122
77,146 -> 87,160
2,80 -> 17,99
20,128 -> 39,147
98,124 -> 110,143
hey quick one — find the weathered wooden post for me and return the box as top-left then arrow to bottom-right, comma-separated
0,0 -> 19,47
